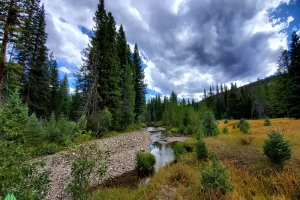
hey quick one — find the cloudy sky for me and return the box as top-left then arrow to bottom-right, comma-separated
42,0 -> 300,100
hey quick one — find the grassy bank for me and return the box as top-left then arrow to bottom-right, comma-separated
89,118 -> 300,199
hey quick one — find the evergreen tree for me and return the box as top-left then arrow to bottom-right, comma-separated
286,32 -> 300,118
227,83 -> 241,119
48,52 -> 60,117
117,25 -> 135,128
23,5 -> 49,118
60,74 -> 70,116
133,44 -> 146,121
0,0 -> 23,103
69,89 -> 83,121
170,90 -> 177,103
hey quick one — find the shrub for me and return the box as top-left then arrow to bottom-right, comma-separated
263,131 -> 291,166
196,140 -> 208,160
183,139 -> 196,152
224,119 -> 228,124
240,136 -> 255,145
202,111 -> 220,136
32,142 -> 61,156
238,118 -> 250,134
45,114 -> 76,146
137,152 -> 156,172
170,127 -> 179,133
0,142 -> 50,199
0,90 -> 29,141
195,126 -> 204,140
264,118 -> 271,126
201,159 -> 233,195
222,127 -> 229,134
66,144 -> 108,200
174,143 -> 185,161
184,125 -> 194,135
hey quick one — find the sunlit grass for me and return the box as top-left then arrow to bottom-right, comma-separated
89,118 -> 300,200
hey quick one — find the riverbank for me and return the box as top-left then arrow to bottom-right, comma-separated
40,131 -> 150,200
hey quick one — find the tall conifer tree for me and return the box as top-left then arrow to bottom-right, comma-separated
286,32 -> 300,118
24,5 -> 49,117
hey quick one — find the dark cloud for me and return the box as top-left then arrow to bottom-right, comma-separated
43,0 -> 291,98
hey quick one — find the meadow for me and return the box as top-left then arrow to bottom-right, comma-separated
89,118 -> 300,200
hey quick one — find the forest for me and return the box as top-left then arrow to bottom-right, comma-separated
1,0 -> 300,199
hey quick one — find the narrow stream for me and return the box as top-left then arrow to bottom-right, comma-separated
103,127 -> 176,188
147,127 -> 175,171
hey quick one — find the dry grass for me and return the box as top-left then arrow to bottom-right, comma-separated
89,118 -> 300,200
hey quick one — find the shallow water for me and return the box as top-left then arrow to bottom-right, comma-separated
103,127 -> 175,188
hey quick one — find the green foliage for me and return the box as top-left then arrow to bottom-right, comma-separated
196,140 -> 208,160
202,110 -> 220,136
222,126 -> 229,134
264,118 -> 271,126
66,144 -> 108,200
0,143 -> 50,199
0,90 -> 29,141
32,142 -> 61,156
201,158 -> 233,195
136,152 -> 156,172
45,113 -> 76,146
237,118 -> 250,134
23,113 -> 45,145
286,32 -> 300,119
224,119 -> 228,124
174,143 -> 185,161
263,131 -> 291,166
99,108 -> 113,136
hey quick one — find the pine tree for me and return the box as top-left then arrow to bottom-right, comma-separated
286,32 -> 300,118
48,52 -> 60,117
60,74 -> 70,116
133,44 -> 146,121
0,0 -> 24,104
23,5 -> 49,118
69,89 -> 83,121
103,12 -> 122,129
227,83 -> 241,119
117,25 -> 135,129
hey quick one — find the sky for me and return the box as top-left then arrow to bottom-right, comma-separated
42,0 -> 300,101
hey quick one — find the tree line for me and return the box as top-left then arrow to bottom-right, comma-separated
0,0 -> 146,136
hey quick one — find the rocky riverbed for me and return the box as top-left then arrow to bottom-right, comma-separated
39,131 -> 150,200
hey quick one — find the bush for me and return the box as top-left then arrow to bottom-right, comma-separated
195,126 -> 204,140
174,143 -> 185,161
222,127 -> 229,134
0,142 -> 50,199
32,142 -> 61,156
201,159 -> 233,195
263,131 -> 291,166
196,140 -> 208,160
264,118 -> 271,126
237,118 -> 250,134
137,152 -> 156,172
202,111 -> 220,137
45,114 -> 76,146
0,90 -> 29,141
170,127 -> 179,133
66,144 -> 108,200
240,136 -> 255,145
224,119 -> 228,124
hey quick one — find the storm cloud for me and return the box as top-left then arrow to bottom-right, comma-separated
43,0 -> 294,99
